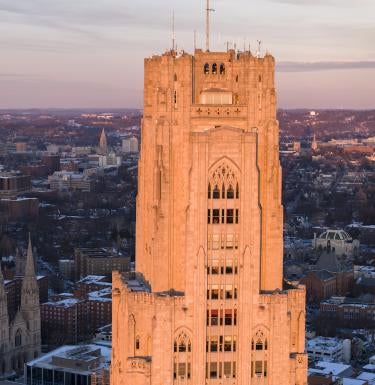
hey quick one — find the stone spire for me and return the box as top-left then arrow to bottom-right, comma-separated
25,234 -> 36,277
21,234 -> 39,310
99,128 -> 108,155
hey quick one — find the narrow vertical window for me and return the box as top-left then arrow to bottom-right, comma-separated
212,63 -> 217,74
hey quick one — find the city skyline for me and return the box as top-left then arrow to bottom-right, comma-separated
0,0 -> 374,109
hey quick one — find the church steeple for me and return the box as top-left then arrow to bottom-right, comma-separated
21,234 -> 39,310
99,128 -> 108,155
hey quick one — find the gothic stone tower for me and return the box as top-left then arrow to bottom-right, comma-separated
111,48 -> 307,385
0,236 -> 41,379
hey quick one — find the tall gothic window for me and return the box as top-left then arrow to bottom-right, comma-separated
173,331 -> 192,382
251,330 -> 268,378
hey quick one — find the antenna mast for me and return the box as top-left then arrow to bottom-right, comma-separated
205,0 -> 215,51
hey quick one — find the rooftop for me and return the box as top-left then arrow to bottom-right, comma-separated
27,345 -> 111,375
307,337 -> 344,352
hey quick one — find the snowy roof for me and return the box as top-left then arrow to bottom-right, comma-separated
78,275 -> 108,283
342,378 -> 367,385
43,298 -> 82,308
307,337 -> 343,352
27,344 -> 111,375
310,361 -> 351,376
357,372 -> 375,384
88,288 -> 112,302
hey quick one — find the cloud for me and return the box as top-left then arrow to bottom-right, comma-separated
277,61 -> 375,72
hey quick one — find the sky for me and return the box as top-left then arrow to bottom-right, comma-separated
0,0 -> 374,109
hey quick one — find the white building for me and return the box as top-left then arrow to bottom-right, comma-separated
313,229 -> 360,256
25,344 -> 110,385
122,137 -> 139,153
98,152 -> 121,168
307,337 -> 350,363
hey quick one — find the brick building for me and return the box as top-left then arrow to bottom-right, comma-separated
74,248 -> 130,280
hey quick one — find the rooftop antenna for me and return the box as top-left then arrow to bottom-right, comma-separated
205,0 -> 215,51
172,10 -> 176,51
194,30 -> 197,51
256,40 -> 262,58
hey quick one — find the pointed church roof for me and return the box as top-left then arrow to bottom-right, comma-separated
25,233 -> 36,277
316,251 -> 346,273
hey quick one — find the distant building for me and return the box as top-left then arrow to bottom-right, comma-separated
74,275 -> 111,299
122,136 -> 139,153
41,298 -> 87,345
0,173 -> 31,198
313,229 -> 359,256
58,260 -> 75,281
25,345 -> 110,385
14,142 -> 27,152
41,281 -> 112,346
320,295 -> 375,328
48,171 -> 93,192
0,197 -> 39,220
42,154 -> 60,174
74,248 -> 130,280
301,251 -> 353,304
0,142 -> 16,156
309,361 -> 353,381
98,152 -> 121,168
307,337 -> 350,363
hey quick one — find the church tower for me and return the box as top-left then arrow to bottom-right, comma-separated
20,235 -> 41,360
99,128 -> 108,155
112,47 -> 307,385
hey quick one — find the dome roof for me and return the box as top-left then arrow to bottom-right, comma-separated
318,229 -> 352,241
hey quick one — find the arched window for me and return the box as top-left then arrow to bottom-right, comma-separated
208,162 -> 239,201
212,63 -> 217,74
258,75 -> 262,83
235,75 -> 239,83
251,330 -> 268,351
174,74 -> 178,81
204,63 -> 210,74
227,185 -> 234,199
135,336 -> 140,350
251,330 -> 268,378
220,63 -> 225,75
173,331 -> 192,381
15,329 -> 22,347
213,185 -> 220,199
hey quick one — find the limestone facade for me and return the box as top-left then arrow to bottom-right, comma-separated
111,48 -> 307,385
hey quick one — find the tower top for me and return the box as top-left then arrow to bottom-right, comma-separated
25,233 -> 36,278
